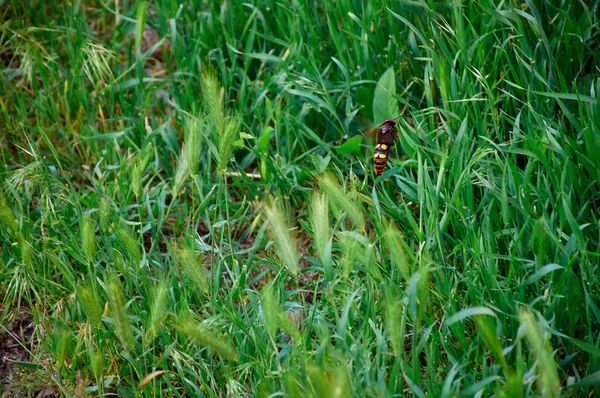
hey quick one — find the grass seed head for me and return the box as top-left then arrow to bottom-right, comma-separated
309,191 -> 330,264
77,281 -> 103,329
80,213 -> 96,264
145,278 -> 170,342
104,273 -> 134,353
0,195 -> 18,233
116,222 -> 142,265
184,114 -> 205,177
383,221 -> 410,280
175,316 -> 238,362
264,198 -> 299,276
318,173 -> 365,231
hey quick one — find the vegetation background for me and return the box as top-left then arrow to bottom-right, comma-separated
1,0 -> 599,396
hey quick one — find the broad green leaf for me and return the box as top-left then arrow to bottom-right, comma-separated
335,135 -> 363,153
258,126 -> 273,153
373,67 -> 398,125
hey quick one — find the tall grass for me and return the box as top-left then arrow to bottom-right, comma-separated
1,0 -> 599,396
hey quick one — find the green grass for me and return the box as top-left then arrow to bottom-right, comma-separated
1,0 -> 599,396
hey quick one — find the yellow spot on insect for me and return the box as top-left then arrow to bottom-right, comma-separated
380,144 -> 388,150
378,153 -> 387,159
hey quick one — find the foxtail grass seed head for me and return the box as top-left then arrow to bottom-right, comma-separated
173,146 -> 189,196
531,217 -> 551,265
0,197 -> 18,233
261,282 -> 279,338
364,242 -> 383,281
337,233 -> 364,276
131,147 -> 152,198
519,310 -> 561,398
80,214 -> 96,264
384,284 -> 405,355
383,222 -> 410,280
407,266 -> 431,321
99,197 -> 113,232
20,237 -> 34,269
116,223 -> 142,265
201,71 -> 224,136
131,155 -> 144,198
77,281 -> 103,329
51,324 -> 73,369
309,191 -> 330,264
264,199 -> 299,276
199,71 -> 241,172
291,364 -> 351,398
318,173 -> 364,231
278,311 -> 301,343
170,241 -> 207,293
185,115 -> 205,176
105,273 -> 134,353
114,251 -> 127,275
175,316 -> 238,362
218,114 -> 241,172
86,338 -> 103,383
145,278 -> 169,342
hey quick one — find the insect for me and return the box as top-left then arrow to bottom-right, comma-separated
373,118 -> 398,176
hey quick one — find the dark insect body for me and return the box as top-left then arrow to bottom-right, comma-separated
373,118 -> 397,175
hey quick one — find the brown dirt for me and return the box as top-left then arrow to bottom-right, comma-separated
0,311 -> 57,397
0,312 -> 34,380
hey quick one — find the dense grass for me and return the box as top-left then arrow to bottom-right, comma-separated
1,0 -> 599,396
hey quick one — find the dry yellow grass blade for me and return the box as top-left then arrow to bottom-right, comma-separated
137,370 -> 165,391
